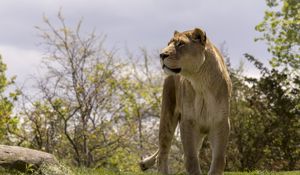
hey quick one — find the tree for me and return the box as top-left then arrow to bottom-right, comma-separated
20,13 -> 127,167
255,0 -> 300,71
253,1 -> 300,169
106,50 -> 164,172
225,0 -> 300,171
0,55 -> 19,143
244,54 -> 299,170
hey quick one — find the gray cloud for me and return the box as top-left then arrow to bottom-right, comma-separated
0,0 -> 271,81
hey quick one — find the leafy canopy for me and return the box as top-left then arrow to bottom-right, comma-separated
255,0 -> 300,71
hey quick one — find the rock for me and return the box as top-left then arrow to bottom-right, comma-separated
0,145 -> 59,172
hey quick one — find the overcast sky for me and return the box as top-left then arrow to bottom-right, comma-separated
0,0 -> 271,86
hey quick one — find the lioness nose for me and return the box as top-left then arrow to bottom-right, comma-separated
160,53 -> 169,60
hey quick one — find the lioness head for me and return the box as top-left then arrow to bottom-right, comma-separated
160,28 -> 207,76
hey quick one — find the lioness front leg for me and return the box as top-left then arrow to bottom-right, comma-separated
208,119 -> 230,175
180,120 -> 202,175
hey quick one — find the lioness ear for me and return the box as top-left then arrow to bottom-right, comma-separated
192,28 -> 206,45
174,30 -> 179,36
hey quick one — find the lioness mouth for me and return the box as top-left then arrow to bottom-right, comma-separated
163,65 -> 181,73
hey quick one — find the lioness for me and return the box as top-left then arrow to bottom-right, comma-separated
140,28 -> 232,175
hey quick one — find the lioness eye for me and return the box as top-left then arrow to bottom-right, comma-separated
176,41 -> 185,47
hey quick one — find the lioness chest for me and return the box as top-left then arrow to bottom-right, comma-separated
175,76 -> 225,133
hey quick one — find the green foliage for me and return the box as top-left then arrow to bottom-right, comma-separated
107,51 -> 163,171
107,147 -> 140,172
246,54 -> 299,170
0,163 -> 71,175
0,55 -> 20,143
227,0 -> 300,170
226,54 -> 300,171
255,0 -> 300,71
16,13 -> 163,171
17,13 -> 128,167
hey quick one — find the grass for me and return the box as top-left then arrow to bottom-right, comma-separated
224,171 -> 300,175
65,168 -> 300,175
73,170 -> 300,175
0,167 -> 299,175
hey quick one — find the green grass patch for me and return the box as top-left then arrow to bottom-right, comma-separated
73,169 -> 300,175
1,167 -> 299,175
225,171 -> 300,175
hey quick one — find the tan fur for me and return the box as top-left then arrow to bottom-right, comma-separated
140,28 -> 232,175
